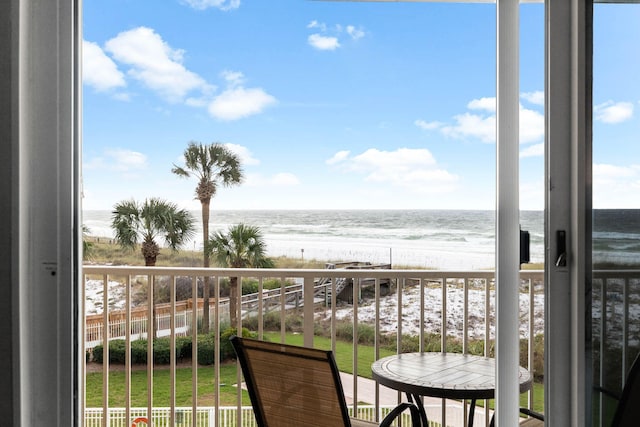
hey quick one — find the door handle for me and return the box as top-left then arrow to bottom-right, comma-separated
555,230 -> 567,267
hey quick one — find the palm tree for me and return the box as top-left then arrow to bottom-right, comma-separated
172,142 -> 243,332
207,223 -> 274,325
112,198 -> 195,340
111,198 -> 195,266
82,225 -> 94,260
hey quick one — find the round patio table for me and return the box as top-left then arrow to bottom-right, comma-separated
371,352 -> 533,427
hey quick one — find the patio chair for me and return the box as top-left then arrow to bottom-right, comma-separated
598,352 -> 640,427
514,352 -> 640,427
230,336 -> 421,427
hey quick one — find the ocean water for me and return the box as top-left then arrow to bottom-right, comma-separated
83,209 -> 640,270
593,209 -> 640,266
84,209 -> 543,269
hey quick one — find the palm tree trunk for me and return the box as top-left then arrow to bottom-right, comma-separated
201,199 -> 211,333
229,276 -> 238,326
141,243 -> 159,339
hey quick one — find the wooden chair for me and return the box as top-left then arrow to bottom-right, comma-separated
230,336 -> 420,427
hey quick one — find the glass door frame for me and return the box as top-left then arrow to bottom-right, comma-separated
544,0 -> 592,425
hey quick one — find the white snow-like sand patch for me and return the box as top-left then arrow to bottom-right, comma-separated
85,279 -> 127,315
318,284 -> 545,340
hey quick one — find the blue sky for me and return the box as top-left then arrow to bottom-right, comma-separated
81,1 -> 640,211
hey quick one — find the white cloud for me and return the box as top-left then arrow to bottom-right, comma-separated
414,119 -> 443,131
352,148 -> 436,169
85,149 -> 148,173
270,173 -> 300,186
107,149 -> 148,171
221,70 -> 245,87
520,179 -> 544,210
82,40 -> 126,92
208,86 -> 277,120
308,34 -> 340,51
593,163 -> 640,208
594,101 -> 634,124
113,92 -> 131,102
594,163 -> 638,180
420,95 -> 544,145
519,106 -> 545,144
181,0 -> 240,11
442,112 -> 496,143
184,97 -> 209,108
307,20 -> 365,51
105,27 -> 211,103
224,143 -> 260,165
307,20 -> 326,31
521,91 -> 544,106
326,150 -> 351,165
331,148 -> 458,192
520,143 -> 544,158
245,172 -> 300,187
346,25 -> 365,40
467,97 -> 496,112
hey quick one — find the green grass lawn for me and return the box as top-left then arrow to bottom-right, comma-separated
86,333 -> 544,414
86,364 -> 252,407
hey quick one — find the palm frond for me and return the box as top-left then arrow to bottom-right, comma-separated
206,223 -> 273,269
111,198 -> 196,261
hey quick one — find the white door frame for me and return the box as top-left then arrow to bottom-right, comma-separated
2,0 -> 82,425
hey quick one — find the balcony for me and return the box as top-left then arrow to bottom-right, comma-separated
82,265 -> 637,426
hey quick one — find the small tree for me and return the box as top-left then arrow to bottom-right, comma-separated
207,223 -> 274,325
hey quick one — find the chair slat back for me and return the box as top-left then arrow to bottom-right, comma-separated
231,336 -> 352,427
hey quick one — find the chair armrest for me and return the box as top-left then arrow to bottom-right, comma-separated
593,385 -> 622,401
489,407 -> 544,427
520,407 -> 545,420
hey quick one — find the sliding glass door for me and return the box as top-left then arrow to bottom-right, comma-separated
591,4 -> 640,425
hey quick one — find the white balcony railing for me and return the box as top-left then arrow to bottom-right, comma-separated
83,265 -> 546,427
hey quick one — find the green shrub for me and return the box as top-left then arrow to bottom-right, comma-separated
131,339 -> 148,364
356,323 -> 376,345
263,312 -> 282,330
264,279 -> 290,290
153,339 -> 171,364
197,334 -> 216,366
92,340 -> 127,364
221,327 -> 257,360
335,322 -> 378,345
91,337 -> 194,365
242,279 -> 259,295
92,344 -> 103,363
176,336 -> 192,360
242,312 -> 304,332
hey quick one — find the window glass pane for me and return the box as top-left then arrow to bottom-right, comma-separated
592,4 -> 640,425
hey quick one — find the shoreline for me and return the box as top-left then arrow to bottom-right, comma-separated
83,234 -> 545,270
